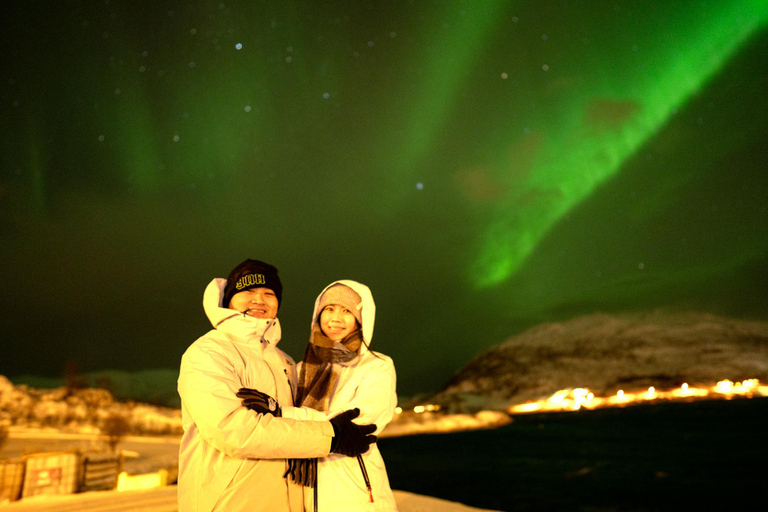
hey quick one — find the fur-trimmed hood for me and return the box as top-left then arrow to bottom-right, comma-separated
202,278 -> 282,346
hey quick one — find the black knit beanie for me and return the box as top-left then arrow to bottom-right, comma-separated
222,259 -> 283,309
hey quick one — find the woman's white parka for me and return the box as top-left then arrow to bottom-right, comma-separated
281,280 -> 399,512
177,279 -> 334,512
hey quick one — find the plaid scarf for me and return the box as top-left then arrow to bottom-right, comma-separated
285,324 -> 363,487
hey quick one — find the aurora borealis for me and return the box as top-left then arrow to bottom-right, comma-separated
474,1 -> 768,287
2,1 -> 767,396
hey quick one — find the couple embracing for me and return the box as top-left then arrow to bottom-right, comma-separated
178,259 -> 398,512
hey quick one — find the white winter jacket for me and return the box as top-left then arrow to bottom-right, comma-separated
177,279 -> 334,512
282,280 -> 399,512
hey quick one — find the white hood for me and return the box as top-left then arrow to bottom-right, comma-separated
311,280 -> 376,353
202,278 -> 282,345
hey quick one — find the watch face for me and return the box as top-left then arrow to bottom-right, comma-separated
268,397 -> 277,411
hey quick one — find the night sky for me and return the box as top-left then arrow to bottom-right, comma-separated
2,1 -> 767,397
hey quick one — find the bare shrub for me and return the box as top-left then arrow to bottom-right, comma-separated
102,413 -> 131,453
78,388 -> 114,423
64,359 -> 87,396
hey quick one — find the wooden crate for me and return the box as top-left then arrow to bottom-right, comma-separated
21,451 -> 79,498
0,459 -> 24,503
80,451 -> 122,492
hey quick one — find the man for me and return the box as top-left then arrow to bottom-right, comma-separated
178,259 -> 375,512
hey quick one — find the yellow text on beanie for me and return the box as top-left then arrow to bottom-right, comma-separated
223,259 -> 283,309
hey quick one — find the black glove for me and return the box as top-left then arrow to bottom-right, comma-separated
236,387 -> 282,417
329,408 -> 377,457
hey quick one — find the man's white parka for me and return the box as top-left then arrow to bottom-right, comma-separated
282,280 -> 399,511
177,279 -> 334,512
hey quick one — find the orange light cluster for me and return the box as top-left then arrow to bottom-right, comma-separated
395,404 -> 441,415
508,379 -> 767,415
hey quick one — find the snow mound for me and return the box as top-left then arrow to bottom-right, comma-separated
382,410 -> 511,437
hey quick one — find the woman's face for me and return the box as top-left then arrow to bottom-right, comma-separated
319,304 -> 358,341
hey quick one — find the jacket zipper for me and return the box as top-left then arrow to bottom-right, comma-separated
325,367 -> 373,503
357,455 -> 374,503
284,369 -> 295,405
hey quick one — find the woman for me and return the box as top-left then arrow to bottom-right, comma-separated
240,280 -> 398,511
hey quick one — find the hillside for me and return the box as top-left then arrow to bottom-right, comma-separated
428,311 -> 768,411
0,375 -> 181,437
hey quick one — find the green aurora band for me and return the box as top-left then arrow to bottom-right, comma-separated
378,1 -> 510,184
473,1 -> 768,288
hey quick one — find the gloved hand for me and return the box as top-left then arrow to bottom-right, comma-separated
329,408 -> 377,457
236,387 -> 282,417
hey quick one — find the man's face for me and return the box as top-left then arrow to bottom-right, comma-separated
228,287 -> 279,319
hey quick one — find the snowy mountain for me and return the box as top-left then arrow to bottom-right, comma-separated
428,311 -> 768,411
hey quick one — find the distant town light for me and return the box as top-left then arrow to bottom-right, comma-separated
508,379 -> 767,415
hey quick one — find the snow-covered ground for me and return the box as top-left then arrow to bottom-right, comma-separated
1,486 -> 502,511
0,415 -> 508,510
0,371 -> 509,511
2,408 -> 511,475
1,433 -> 501,512
0,374 -> 510,441
382,410 -> 511,437
2,428 -> 180,475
